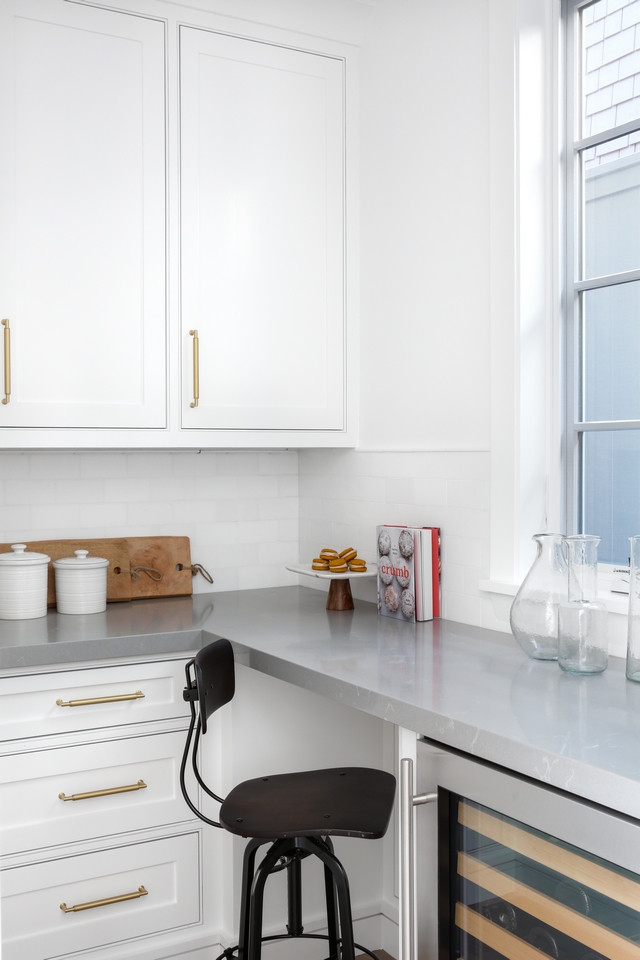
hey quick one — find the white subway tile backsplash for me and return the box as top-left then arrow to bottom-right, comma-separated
258,497 -> 298,520
79,453 -> 128,479
30,453 -> 81,479
443,535 -> 484,568
104,478 -> 151,503
31,503 -> 81,530
126,453 -> 176,477
0,450 -> 299,594
385,478 -> 414,504
149,477 -> 195,502
259,451 -> 297,475
5,480 -> 55,505
126,500 -> 175,527
278,475 -> 299,498
0,505 -> 31,534
447,479 -> 484,510
217,452 -> 259,476
55,479 -> 104,504
79,503 -> 128,528
0,448 -> 489,623
277,519 -> 298,542
258,540 -> 297,566
443,591 -> 483,627
414,478 -> 447,506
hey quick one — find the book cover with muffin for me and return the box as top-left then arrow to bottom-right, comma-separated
376,526 -> 417,622
376,525 -> 440,622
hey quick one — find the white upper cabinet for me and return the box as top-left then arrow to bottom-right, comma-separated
179,28 -> 346,433
0,0 -> 167,429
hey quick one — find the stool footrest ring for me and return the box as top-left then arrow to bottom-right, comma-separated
215,931 -> 380,960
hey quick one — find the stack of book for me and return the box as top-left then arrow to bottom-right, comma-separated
376,525 -> 441,622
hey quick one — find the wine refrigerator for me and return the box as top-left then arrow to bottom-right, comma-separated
405,738 -> 640,960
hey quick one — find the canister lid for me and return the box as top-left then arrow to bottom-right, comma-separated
53,549 -> 109,570
0,543 -> 51,565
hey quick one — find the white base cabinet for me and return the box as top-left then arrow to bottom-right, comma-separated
0,0 -> 357,449
0,657 -> 215,960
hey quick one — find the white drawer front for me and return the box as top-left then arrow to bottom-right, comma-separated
0,660 -> 190,741
0,731 -> 195,856
1,831 -> 200,960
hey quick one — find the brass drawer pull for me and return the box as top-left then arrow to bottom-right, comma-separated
189,328 -> 199,407
60,885 -> 148,913
59,779 -> 147,802
56,690 -> 145,707
2,318 -> 10,404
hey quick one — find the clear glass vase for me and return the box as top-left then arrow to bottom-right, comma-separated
626,535 -> 640,682
558,535 -> 608,675
510,534 -> 568,660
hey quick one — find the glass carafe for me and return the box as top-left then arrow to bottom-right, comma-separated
558,535 -> 608,675
626,535 -> 640,681
510,534 -> 568,660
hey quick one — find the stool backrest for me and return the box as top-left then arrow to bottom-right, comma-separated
193,637 -> 235,734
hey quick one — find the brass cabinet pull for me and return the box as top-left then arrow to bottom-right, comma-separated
59,779 -> 147,802
60,885 -> 148,913
56,690 -> 145,708
1,319 -> 10,404
189,329 -> 199,407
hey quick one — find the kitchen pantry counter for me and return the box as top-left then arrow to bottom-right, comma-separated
1,585 -> 640,821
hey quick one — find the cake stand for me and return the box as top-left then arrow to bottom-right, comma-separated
285,563 -> 376,611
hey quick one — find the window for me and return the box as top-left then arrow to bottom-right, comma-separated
566,0 -> 640,564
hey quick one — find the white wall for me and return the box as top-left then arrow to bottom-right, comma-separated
358,0 -> 492,451
0,451 -> 299,593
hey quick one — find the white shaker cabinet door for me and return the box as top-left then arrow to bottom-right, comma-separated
180,28 -> 345,432
0,0 -> 166,429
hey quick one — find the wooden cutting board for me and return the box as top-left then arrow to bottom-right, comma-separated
127,537 -> 193,599
0,539 -> 132,605
0,536 -> 196,604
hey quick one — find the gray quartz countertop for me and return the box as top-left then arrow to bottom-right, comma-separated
2,586 -> 640,821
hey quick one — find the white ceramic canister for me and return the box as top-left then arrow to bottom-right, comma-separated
53,550 -> 109,615
0,544 -> 51,620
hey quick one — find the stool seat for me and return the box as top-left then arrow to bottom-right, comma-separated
220,766 -> 396,840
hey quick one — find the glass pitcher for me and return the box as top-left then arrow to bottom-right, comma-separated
510,534 -> 568,660
558,535 -> 608,675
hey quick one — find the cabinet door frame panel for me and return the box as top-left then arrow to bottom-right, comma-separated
179,26 -> 346,432
0,0 -> 168,429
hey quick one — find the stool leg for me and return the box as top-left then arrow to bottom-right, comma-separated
248,839 -> 291,960
322,837 -> 340,960
324,864 -> 340,959
238,839 -> 271,960
286,854 -> 304,936
298,838 -> 356,960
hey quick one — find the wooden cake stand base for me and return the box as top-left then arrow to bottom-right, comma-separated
326,578 -> 354,611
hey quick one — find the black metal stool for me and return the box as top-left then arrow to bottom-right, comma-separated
179,638 -> 396,960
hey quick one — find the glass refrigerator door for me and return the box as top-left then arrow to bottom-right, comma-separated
450,795 -> 640,960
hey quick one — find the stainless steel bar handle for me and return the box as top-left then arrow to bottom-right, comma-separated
400,757 -> 437,960
2,319 -> 10,404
